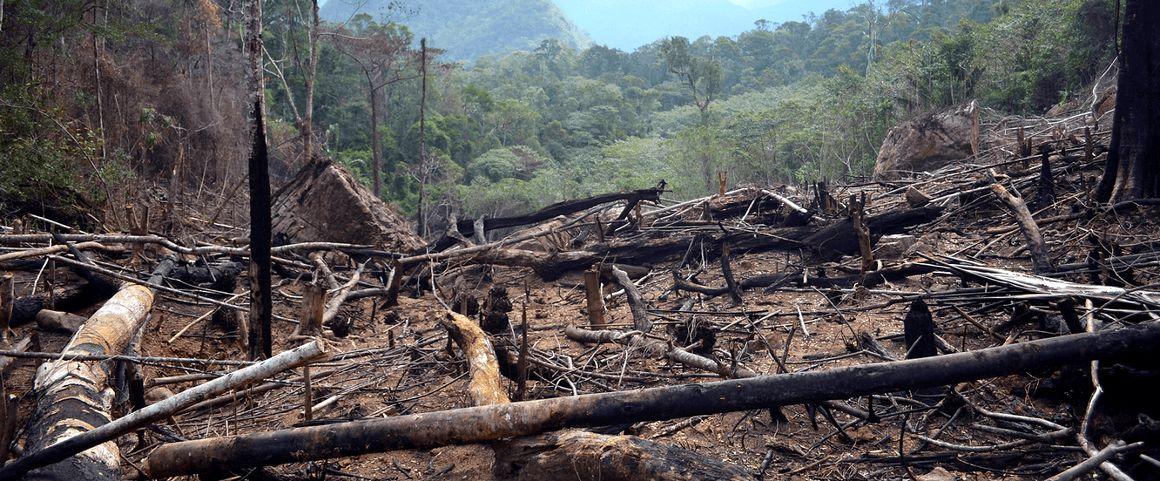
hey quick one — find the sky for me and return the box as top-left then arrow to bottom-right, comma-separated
554,0 -> 854,51
318,0 -> 856,52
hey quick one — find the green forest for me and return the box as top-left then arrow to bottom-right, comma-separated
0,0 -> 1120,232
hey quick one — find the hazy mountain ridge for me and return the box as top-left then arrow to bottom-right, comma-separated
320,0 -> 591,61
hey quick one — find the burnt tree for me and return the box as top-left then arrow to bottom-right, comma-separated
1097,0 -> 1160,202
247,0 -> 273,359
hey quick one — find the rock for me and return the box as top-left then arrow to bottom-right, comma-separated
145,387 -> 175,404
905,185 -> 932,207
874,234 -> 916,260
272,160 -> 426,252
873,101 -> 980,180
915,466 -> 959,481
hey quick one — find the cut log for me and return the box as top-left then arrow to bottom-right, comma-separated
493,430 -> 755,481
0,341 -> 325,480
271,159 -> 425,252
21,283 -> 157,480
33,310 -> 88,333
583,269 -> 606,328
441,311 -> 510,406
11,282 -> 106,328
291,280 -> 325,338
988,184 -> 1054,274
143,321 -> 1160,477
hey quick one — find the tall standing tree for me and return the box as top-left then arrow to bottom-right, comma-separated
332,16 -> 415,198
1096,0 -> 1160,202
246,0 -> 273,360
661,36 -> 723,193
303,0 -> 320,163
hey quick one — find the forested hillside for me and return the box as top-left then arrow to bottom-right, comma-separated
307,0 -> 1117,233
0,0 -> 1120,234
319,0 -> 591,61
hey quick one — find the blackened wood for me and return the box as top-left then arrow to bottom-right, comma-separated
801,206 -> 941,260
719,244 -> 743,305
1096,0 -> 1160,202
849,193 -> 874,275
1058,300 -> 1085,335
1032,146 -> 1056,212
0,275 -> 11,340
903,299 -> 937,359
246,0 -> 272,360
143,322 -> 1160,477
170,261 -> 245,292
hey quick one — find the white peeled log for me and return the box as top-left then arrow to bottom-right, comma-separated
4,310 -> 326,481
17,284 -> 154,481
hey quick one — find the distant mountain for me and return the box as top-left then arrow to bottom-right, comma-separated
320,0 -> 591,61
554,0 -> 855,51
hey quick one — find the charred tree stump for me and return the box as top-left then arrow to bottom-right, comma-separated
849,193 -> 874,276
245,0 -> 273,360
1095,0 -> 1160,202
291,280 -> 325,339
0,275 -> 11,341
903,299 -> 937,359
719,244 -> 743,305
481,286 -> 512,335
1033,145 -> 1056,213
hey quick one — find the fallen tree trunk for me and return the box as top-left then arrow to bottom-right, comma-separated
458,206 -> 943,281
441,311 -> 510,406
8,259 -> 174,480
143,321 -> 1160,477
0,341 -> 326,480
19,283 -> 158,480
429,187 -> 664,252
